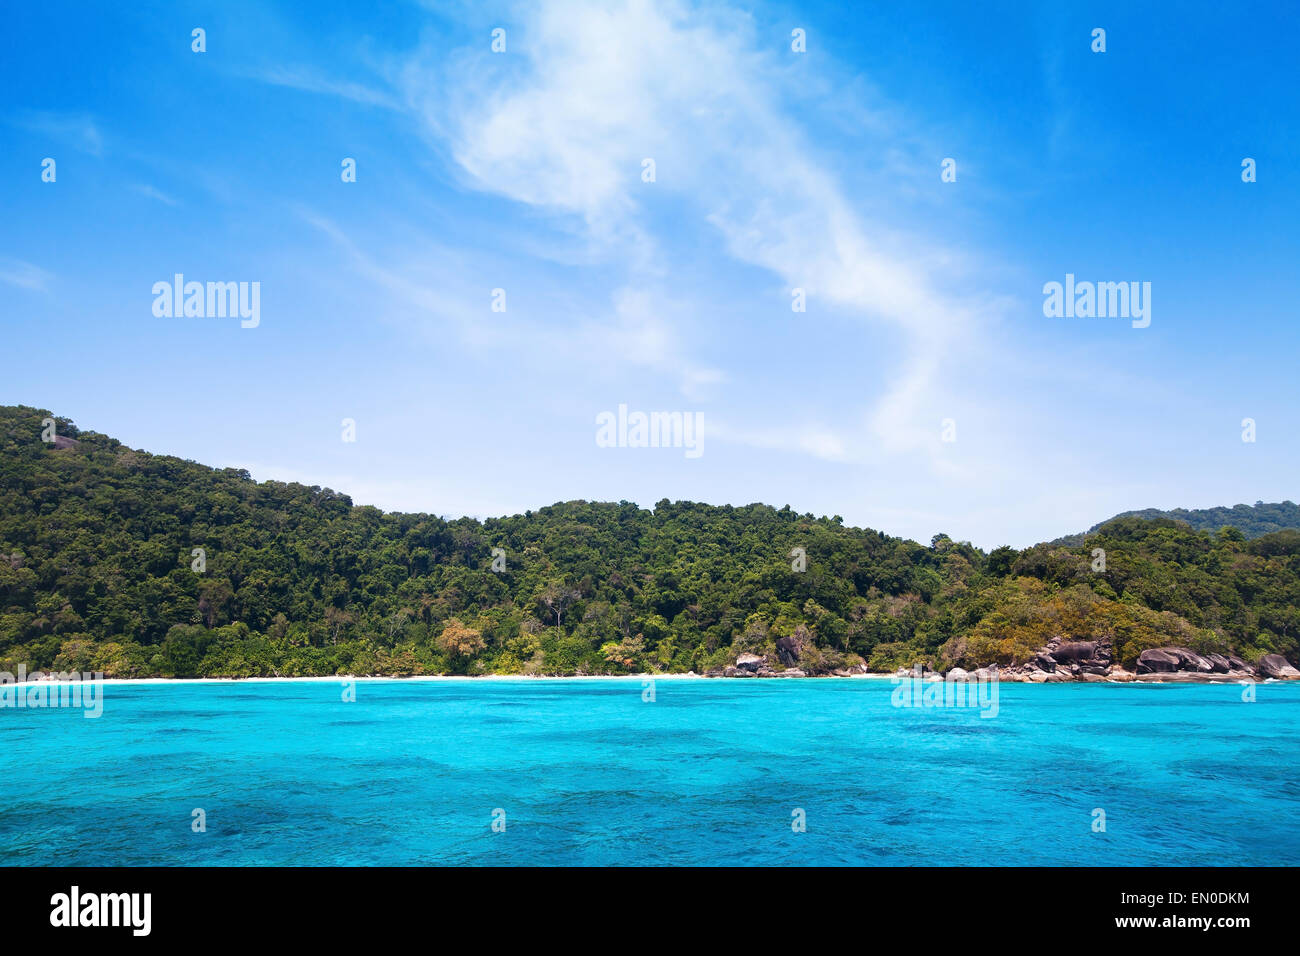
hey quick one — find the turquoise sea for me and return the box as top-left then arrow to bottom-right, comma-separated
2,678 -> 1298,866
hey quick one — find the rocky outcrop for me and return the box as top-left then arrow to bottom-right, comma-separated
1051,641 -> 1098,664
1176,649 -> 1213,673
775,634 -> 801,667
1137,647 -> 1214,675
776,625 -> 815,668
992,634 -> 1116,681
1256,654 -> 1300,679
1204,653 -> 1231,673
1136,648 -> 1182,673
702,642 -> 1296,682
720,652 -> 803,678
985,639 -> 1268,683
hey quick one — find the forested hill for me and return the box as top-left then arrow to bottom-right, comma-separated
1087,501 -> 1300,540
2,404 -> 1298,678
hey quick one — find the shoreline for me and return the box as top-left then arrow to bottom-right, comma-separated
1,672 -> 1287,687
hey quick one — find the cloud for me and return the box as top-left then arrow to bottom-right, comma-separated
240,65 -> 400,109
708,418 -> 849,462
573,287 -> 726,400
0,258 -> 52,292
399,0 -> 1000,465
295,206 -> 526,352
299,207 -> 724,399
12,111 -> 104,156
130,184 -> 179,206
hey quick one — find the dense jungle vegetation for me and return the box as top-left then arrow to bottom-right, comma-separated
2,405 -> 1298,678
1087,501 -> 1300,539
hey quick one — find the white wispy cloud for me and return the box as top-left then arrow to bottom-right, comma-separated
298,208 -> 725,399
0,258 -> 52,292
575,287 -> 726,400
397,0 -> 1002,467
707,418 -> 849,462
130,184 -> 179,206
13,111 -> 104,156
240,64 -> 400,109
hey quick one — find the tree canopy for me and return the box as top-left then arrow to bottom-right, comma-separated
1087,501 -> 1300,540
2,405 -> 1297,678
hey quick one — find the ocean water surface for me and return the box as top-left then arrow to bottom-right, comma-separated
2,678 -> 1297,866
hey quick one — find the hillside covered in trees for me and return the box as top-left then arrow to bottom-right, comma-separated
1087,501 -> 1300,540
2,404 -> 1298,678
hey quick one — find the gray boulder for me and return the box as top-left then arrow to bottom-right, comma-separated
1204,653 -> 1231,674
1136,648 -> 1181,674
1171,648 -> 1213,673
775,634 -> 802,667
1256,654 -> 1300,679
1051,641 -> 1097,664
1136,646 -> 1217,675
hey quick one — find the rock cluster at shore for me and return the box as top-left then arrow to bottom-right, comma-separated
962,643 -> 1299,683
708,651 -> 868,679
705,642 -> 1300,682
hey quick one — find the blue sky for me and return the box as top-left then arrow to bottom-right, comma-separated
2,0 -> 1297,548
